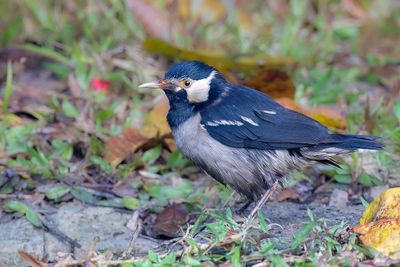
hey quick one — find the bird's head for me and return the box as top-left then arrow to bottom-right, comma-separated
139,61 -> 227,109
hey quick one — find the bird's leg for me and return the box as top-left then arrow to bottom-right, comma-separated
242,180 -> 279,227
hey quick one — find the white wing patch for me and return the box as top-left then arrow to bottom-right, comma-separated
206,120 -> 244,126
262,110 -> 277,115
240,116 -> 259,126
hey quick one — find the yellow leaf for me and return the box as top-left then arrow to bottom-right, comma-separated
140,96 -> 171,139
353,187 -> 400,260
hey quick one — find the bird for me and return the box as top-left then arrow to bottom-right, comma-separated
139,61 -> 384,211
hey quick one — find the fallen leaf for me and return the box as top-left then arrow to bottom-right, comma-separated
18,250 -> 47,267
153,203 -> 189,238
104,96 -> 172,168
104,127 -> 147,169
353,187 -> 400,260
112,177 -> 139,198
242,69 -> 296,99
276,188 -> 300,202
140,96 -> 171,140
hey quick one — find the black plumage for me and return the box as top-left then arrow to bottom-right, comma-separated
140,61 -> 384,203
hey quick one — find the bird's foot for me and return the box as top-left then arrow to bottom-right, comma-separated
235,200 -> 253,214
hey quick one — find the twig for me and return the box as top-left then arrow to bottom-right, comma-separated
121,211 -> 142,259
43,221 -> 81,249
87,237 -> 100,260
0,194 -> 33,200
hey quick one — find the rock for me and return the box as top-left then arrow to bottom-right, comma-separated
0,202 -> 159,266
369,185 -> 390,199
328,189 -> 349,208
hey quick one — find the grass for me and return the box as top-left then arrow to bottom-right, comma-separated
0,0 -> 399,266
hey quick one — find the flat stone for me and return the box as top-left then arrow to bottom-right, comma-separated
0,202 -> 159,266
328,189 -> 349,208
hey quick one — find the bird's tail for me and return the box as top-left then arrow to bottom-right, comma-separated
327,133 -> 384,150
300,133 -> 384,164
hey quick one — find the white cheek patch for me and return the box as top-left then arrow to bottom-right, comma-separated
187,71 -> 216,103
175,87 -> 183,92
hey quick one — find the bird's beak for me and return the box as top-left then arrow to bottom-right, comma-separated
138,80 -> 175,90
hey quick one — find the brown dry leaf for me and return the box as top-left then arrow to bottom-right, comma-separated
276,188 -> 300,202
126,0 -> 170,40
112,177 -> 139,198
276,98 -> 347,131
104,97 -> 172,168
140,96 -> 171,140
18,250 -> 47,267
242,70 -> 296,99
353,187 -> 400,260
104,128 -> 147,169
153,203 -> 189,238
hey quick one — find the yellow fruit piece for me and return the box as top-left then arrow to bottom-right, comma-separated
360,187 -> 400,225
354,187 -> 400,260
353,219 -> 400,260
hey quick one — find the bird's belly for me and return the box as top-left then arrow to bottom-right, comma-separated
173,115 -> 245,174
172,114 -> 286,200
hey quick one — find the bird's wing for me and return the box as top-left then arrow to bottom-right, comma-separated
200,85 -> 330,149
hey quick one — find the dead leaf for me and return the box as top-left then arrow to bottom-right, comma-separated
104,97 -> 172,168
18,250 -> 47,267
140,96 -> 171,140
242,70 -> 296,99
112,176 -> 139,197
276,188 -> 300,202
353,187 -> 400,260
153,203 -> 189,238
276,98 -> 347,131
104,128 -> 147,169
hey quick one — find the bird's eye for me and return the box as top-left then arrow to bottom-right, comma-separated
181,79 -> 192,88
